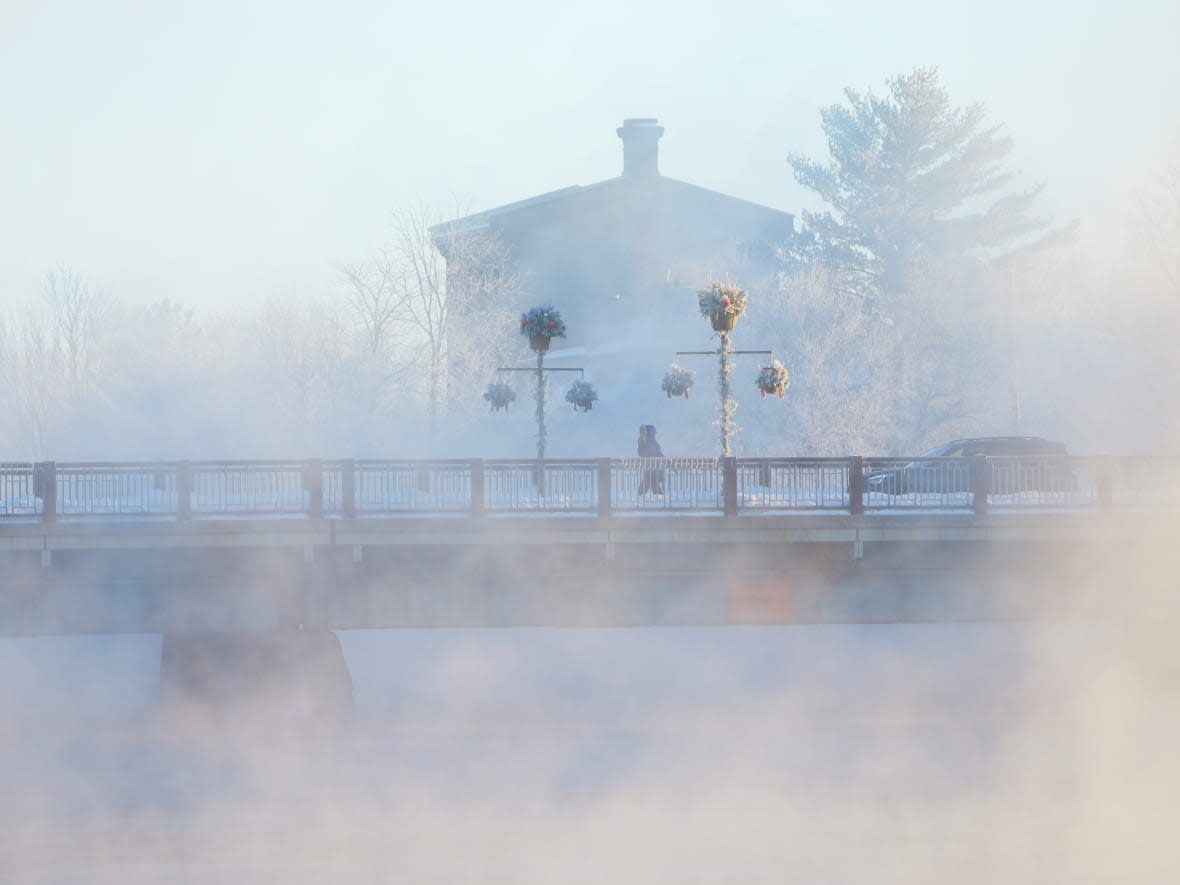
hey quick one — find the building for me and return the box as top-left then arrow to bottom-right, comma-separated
431,119 -> 794,354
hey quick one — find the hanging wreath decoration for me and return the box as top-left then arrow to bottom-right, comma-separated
661,363 -> 696,399
565,379 -> 599,412
755,360 -> 790,399
697,282 -> 748,318
519,304 -> 567,352
483,380 -> 516,413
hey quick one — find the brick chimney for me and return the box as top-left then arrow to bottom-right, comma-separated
617,118 -> 664,178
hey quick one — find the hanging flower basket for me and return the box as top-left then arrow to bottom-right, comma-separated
661,363 -> 696,399
755,360 -> 790,399
520,304 -> 567,352
564,379 -> 599,412
697,282 -> 748,332
710,312 -> 737,332
483,380 -> 516,413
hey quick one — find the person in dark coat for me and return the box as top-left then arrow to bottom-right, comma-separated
637,424 -> 665,495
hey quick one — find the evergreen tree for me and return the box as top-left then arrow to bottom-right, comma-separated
775,68 -> 1072,452
788,67 -> 1056,303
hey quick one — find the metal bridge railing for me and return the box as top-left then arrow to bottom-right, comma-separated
862,457 -> 977,511
2,455 -> 1176,522
612,457 -> 723,512
738,458 -> 851,511
1111,456 -> 1180,510
484,460 -> 597,512
987,456 -> 1092,507
349,460 -> 474,514
55,462 -> 179,517
0,463 -> 40,517
187,461 -> 309,517
862,456 -> 1102,511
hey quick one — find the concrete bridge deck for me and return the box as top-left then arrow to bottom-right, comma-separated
0,508 -> 1163,636
2,455 -> 1174,635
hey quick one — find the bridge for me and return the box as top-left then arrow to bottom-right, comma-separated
1,454 -> 1173,637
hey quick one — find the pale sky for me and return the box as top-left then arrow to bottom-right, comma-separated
2,0 -> 1177,312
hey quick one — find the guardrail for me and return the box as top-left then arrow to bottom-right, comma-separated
0,456 -> 1174,522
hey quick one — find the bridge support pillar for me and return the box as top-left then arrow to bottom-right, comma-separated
159,629 -> 353,726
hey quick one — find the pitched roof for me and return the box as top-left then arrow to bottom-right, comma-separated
430,119 -> 792,249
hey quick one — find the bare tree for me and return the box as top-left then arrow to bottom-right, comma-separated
0,266 -> 113,457
338,258 -> 402,360
429,206 -> 523,423
341,202 -> 523,441
14,311 -> 62,455
390,203 -> 451,437
0,312 -> 16,452
249,296 -> 365,453
42,264 -> 110,387
759,263 -> 900,453
1133,137 -> 1180,303
760,255 -> 992,456
1117,137 -> 1180,449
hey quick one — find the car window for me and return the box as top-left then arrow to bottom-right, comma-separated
921,442 -> 959,456
919,437 -> 1068,459
959,442 -> 987,456
1004,439 -> 1053,455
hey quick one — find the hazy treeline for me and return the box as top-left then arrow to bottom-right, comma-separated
0,215 -> 524,462
2,70 -> 1177,461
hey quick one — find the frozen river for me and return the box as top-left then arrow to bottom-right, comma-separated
1,620 -> 1173,883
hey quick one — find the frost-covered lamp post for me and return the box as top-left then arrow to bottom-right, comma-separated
669,282 -> 788,457
495,306 -> 597,487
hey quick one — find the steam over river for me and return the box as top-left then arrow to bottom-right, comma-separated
0,621 -> 1158,883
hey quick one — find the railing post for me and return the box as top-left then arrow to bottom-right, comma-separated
723,457 -> 738,516
597,458 -> 612,517
972,455 -> 990,516
848,456 -> 864,516
35,461 -> 56,524
1096,456 -> 1113,511
305,459 -> 323,519
177,461 -> 191,520
342,459 -> 356,518
471,459 -> 484,516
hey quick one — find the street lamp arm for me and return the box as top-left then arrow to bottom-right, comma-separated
496,367 -> 585,374
494,363 -> 588,468
675,350 -> 773,357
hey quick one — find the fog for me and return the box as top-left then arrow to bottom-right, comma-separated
3,602 -> 1176,882
2,1 -> 1178,458
4,1 -> 1180,881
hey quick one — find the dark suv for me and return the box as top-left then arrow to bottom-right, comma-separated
865,436 -> 1074,495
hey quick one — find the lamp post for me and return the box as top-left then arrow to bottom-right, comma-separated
495,354 -> 585,462
675,334 -> 772,457
496,305 -> 596,492
670,282 -> 787,457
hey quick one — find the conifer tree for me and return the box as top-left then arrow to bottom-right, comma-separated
788,67 -> 1057,303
